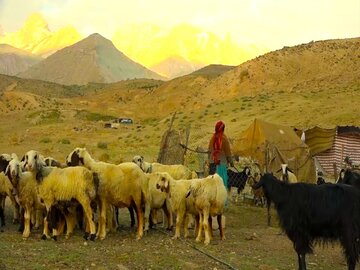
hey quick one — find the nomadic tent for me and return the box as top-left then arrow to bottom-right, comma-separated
233,119 -> 316,183
299,126 -> 360,177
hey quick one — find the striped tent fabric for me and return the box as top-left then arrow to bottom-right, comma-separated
316,127 -> 360,175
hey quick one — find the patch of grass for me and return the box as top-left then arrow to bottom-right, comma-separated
97,142 -> 108,149
39,137 -> 52,143
75,110 -> 115,121
58,138 -> 71,144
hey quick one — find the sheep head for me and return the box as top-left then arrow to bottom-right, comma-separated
0,154 -> 11,173
155,172 -> 171,193
132,155 -> 145,171
23,150 -> 45,173
66,148 -> 86,167
5,159 -> 21,188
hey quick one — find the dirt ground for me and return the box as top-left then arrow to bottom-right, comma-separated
0,198 -> 350,270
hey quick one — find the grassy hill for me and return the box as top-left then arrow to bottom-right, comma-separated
0,37 -> 359,168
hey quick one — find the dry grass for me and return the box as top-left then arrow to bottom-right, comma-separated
0,199 -> 349,270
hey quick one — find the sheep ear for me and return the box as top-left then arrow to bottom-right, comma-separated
5,165 -> 11,181
186,189 -> 191,198
276,168 -> 282,173
287,168 -> 294,174
141,156 -> 144,161
164,179 -> 169,190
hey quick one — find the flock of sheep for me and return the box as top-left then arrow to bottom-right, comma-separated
0,148 -> 227,246
2,147 -> 360,270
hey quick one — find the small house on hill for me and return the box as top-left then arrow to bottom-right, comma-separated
299,126 -> 360,177
233,118 -> 316,182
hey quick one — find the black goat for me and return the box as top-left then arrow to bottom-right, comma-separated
338,169 -> 360,189
227,167 -> 251,194
253,173 -> 360,270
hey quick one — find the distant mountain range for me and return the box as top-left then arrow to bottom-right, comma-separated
0,44 -> 41,75
0,14 -> 267,79
18,33 -> 164,85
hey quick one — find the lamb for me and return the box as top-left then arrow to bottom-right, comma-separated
253,173 -> 360,270
132,155 -> 193,179
22,150 -> 97,240
277,164 -> 297,183
66,148 -> 145,240
185,174 -> 227,245
5,157 -> 45,239
156,172 -> 199,239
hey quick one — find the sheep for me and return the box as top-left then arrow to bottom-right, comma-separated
253,173 -> 360,270
5,157 -> 45,239
44,157 -> 64,168
141,172 -> 173,231
277,164 -> 297,183
23,150 -> 97,240
185,174 -> 227,245
0,154 -> 20,225
66,148 -> 145,240
156,172 -> 199,239
132,155 -> 193,179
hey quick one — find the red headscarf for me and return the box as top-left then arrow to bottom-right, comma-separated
212,121 -> 225,165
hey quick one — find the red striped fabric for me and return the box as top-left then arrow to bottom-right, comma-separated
315,133 -> 360,175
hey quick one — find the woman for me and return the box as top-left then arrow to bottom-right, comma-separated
207,120 -> 234,188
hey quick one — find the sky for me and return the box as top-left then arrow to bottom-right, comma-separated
0,0 -> 359,51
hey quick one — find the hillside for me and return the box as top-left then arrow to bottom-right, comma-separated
19,33 -> 164,85
0,44 -> 41,75
0,37 -> 359,165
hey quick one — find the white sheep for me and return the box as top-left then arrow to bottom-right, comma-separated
142,172 -> 174,231
277,164 -> 298,183
66,148 -> 145,240
23,150 -> 97,240
155,172 -> 199,239
6,157 -> 45,239
186,173 -> 227,245
132,155 -> 193,180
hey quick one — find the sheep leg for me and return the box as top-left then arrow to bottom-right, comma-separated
22,207 -> 31,239
184,214 -> 190,238
203,209 -> 211,245
144,202 -> 151,233
97,199 -> 107,240
9,196 -> 20,224
194,215 -> 200,238
34,208 -> 43,230
64,207 -> 77,239
162,203 -> 173,230
79,198 -> 96,241
134,200 -> 144,240
196,213 -> 203,243
174,210 -> 185,239
128,206 -> 135,228
0,196 -> 4,226
208,216 -> 213,240
42,217 -> 51,240
217,214 -> 225,240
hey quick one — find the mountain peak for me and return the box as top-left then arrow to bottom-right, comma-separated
23,13 -> 49,31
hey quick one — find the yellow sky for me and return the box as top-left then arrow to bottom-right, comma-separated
1,0 -> 359,49
0,0 -> 359,68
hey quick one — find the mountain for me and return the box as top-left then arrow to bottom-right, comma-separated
112,24 -> 267,74
150,56 -> 205,79
0,13 -> 82,56
19,33 -> 164,85
0,44 -> 42,75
